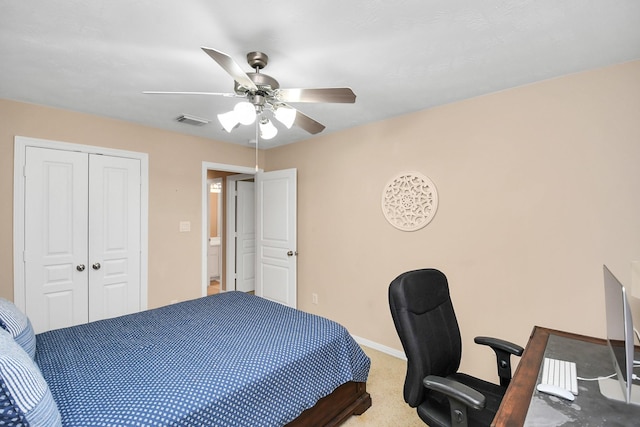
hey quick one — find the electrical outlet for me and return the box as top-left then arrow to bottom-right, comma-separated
312,293 -> 318,305
179,221 -> 191,232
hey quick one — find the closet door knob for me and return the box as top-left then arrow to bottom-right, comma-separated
76,264 -> 86,272
92,262 -> 101,270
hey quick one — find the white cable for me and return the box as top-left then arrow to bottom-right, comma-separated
577,373 -> 616,381
572,332 -> 640,382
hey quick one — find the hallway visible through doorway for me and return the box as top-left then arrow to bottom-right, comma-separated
203,163 -> 256,298
208,280 -> 220,296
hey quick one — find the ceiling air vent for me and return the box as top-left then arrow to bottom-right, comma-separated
176,114 -> 210,126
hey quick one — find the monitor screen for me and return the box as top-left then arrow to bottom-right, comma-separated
603,265 -> 635,403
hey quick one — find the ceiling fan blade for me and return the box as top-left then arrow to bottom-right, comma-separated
291,108 -> 326,134
143,91 -> 238,97
201,47 -> 257,91
277,88 -> 356,103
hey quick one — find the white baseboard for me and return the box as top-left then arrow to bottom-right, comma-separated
352,335 -> 406,360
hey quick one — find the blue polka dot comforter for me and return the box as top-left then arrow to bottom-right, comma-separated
35,292 -> 370,426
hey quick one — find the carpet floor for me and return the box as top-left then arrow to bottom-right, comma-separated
343,346 -> 424,426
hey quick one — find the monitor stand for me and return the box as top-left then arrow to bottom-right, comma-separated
598,378 -> 640,405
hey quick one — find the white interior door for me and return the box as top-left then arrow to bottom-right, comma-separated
24,147 -> 89,332
256,168 -> 297,308
88,155 -> 141,322
235,180 -> 255,292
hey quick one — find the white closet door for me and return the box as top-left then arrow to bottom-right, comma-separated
24,147 -> 89,333
23,147 -> 142,333
88,155 -> 141,322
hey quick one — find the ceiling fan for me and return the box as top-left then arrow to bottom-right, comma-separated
145,47 -> 356,139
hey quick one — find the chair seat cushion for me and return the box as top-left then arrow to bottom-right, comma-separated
451,372 -> 506,413
418,372 -> 506,427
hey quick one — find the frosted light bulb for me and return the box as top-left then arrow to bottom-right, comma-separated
234,102 -> 256,125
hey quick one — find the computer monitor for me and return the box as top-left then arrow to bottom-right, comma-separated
600,265 -> 640,405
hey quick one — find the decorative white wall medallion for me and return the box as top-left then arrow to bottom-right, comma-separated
381,171 -> 438,231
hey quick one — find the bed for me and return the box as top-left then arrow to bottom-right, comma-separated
0,291 -> 371,426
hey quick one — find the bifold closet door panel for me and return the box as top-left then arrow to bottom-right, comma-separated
24,147 -> 89,333
88,155 -> 141,322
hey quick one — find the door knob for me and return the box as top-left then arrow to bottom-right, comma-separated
76,264 -> 86,272
92,262 -> 101,270
287,251 -> 298,257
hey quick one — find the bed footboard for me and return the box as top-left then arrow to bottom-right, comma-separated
287,381 -> 371,426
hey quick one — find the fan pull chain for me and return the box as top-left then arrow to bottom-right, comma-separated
255,118 -> 259,172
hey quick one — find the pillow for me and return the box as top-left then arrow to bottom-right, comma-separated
0,298 -> 36,359
0,329 -> 61,426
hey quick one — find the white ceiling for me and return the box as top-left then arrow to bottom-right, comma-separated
2,1 -> 639,149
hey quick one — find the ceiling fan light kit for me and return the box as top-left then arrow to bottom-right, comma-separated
233,101 -> 257,125
217,110 -> 241,133
145,47 -> 356,141
274,106 -> 296,129
259,118 -> 278,140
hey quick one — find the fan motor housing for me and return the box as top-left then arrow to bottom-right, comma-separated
234,72 -> 280,95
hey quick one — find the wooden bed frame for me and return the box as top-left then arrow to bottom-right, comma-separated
288,381 -> 371,426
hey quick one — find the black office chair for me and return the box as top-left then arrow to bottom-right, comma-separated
389,269 -> 524,427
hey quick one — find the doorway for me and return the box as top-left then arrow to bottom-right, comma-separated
201,162 -> 256,297
201,162 -> 298,308
204,170 -> 255,297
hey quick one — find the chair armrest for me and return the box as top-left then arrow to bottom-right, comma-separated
423,375 -> 486,411
474,336 -> 524,356
474,336 -> 524,387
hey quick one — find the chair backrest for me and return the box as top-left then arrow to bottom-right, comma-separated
389,268 -> 462,407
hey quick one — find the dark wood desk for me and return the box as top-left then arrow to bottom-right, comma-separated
492,326 -> 607,427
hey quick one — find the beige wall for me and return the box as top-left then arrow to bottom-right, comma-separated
1,60 -> 639,383
265,60 -> 640,381
0,99 -> 261,308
